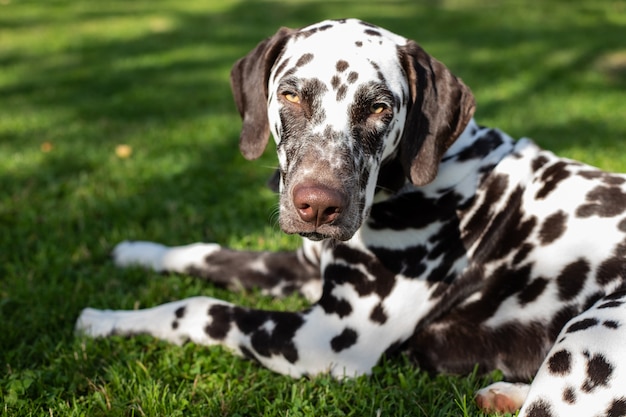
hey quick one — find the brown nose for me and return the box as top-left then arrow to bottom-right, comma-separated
292,184 -> 346,227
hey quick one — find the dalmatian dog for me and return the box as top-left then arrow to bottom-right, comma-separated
76,19 -> 626,416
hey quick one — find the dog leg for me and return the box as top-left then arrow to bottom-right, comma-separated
76,295 -> 394,378
77,243 -> 431,377
112,240 -> 322,301
516,289 -> 626,417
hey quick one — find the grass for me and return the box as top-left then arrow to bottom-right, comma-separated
1,0 -> 625,415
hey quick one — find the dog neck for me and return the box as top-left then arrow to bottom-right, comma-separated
376,119 -> 516,202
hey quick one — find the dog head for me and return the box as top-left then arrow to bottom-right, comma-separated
230,19 -> 475,241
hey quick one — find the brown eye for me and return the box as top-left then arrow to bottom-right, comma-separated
283,92 -> 301,104
370,103 -> 387,114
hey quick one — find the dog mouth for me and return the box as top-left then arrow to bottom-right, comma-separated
298,231 -> 328,241
293,223 -> 358,241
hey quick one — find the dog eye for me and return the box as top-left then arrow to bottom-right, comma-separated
283,92 -> 301,104
370,103 -> 387,114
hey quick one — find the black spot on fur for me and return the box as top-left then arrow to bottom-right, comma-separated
355,41 -> 363,47
518,277 -> 548,305
582,353 -> 613,393
318,282 -> 353,318
205,304 -> 233,340
550,304 -> 579,339
370,190 -> 466,283
536,161 -> 571,199
566,317 -> 599,333
426,222 -> 467,282
597,257 -> 625,285
358,20 -> 377,28
336,84 -> 347,101
369,190 -> 458,231
336,60 -> 349,72
230,307 -> 266,334
207,305 -> 304,364
539,211 -> 567,245
579,170 -> 626,185
562,386 -> 576,404
347,71 -> 359,84
577,185 -> 626,218
605,290 -> 626,300
603,320 -> 620,329
171,321 -> 178,330
175,306 -> 186,319
532,155 -> 550,172
557,259 -> 590,301
525,399 -> 555,417
296,53 -> 314,67
457,264 -> 533,323
607,176 -> 626,185
462,173 -> 509,246
200,249 -> 320,297
426,239 -> 465,284
606,398 -> 626,417
298,28 -> 318,39
513,243 -> 534,265
232,308 -> 304,364
371,245 -> 428,278
330,328 -> 358,352
578,170 -> 603,180
280,66 -> 297,80
548,349 -> 572,375
583,291 -> 606,310
475,186 -> 537,263
598,300 -> 624,309
273,58 -> 290,82
370,303 -> 388,324
328,245 -> 397,297
454,130 -> 504,162
364,29 -> 382,37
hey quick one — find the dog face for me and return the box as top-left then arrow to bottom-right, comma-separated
266,20 -> 412,241
231,19 -> 475,241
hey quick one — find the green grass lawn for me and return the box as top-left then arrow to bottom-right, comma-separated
2,0 -> 625,415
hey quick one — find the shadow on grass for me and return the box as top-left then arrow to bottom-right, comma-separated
1,0 -> 625,381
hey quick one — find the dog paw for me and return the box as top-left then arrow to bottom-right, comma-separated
475,381 -> 530,414
75,308 -> 118,338
112,241 -> 169,271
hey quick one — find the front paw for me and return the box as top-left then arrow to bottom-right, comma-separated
75,308 -> 117,338
112,241 -> 169,271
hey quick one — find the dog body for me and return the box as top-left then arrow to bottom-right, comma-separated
77,19 -> 626,416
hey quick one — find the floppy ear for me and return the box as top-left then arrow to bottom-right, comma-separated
398,41 -> 476,186
230,27 -> 295,160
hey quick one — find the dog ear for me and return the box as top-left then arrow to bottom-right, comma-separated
230,27 -> 295,160
398,41 -> 476,186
